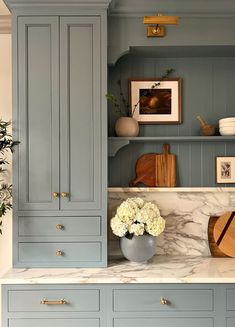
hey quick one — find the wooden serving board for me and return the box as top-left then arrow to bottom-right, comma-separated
208,216 -> 228,257
155,144 -> 176,187
130,153 -> 156,187
213,211 -> 235,257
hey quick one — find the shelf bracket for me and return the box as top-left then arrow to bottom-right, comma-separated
108,139 -> 130,156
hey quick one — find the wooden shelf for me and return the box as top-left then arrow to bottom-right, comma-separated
108,136 -> 235,156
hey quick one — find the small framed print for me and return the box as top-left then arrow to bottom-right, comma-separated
216,157 -> 235,183
129,78 -> 182,124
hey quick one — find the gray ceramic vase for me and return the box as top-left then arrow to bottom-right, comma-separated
120,234 -> 156,263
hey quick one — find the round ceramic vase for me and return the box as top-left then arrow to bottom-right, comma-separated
115,117 -> 139,137
120,235 -> 156,263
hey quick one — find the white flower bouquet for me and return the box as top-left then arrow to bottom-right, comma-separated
110,197 -> 165,239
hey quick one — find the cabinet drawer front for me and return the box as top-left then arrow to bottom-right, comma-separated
226,289 -> 235,310
19,216 -> 101,236
113,289 -> 213,312
114,318 -> 213,327
9,319 -> 99,327
9,289 -> 100,312
19,242 -> 101,262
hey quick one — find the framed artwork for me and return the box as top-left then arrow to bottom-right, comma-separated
216,157 -> 235,183
129,78 -> 182,124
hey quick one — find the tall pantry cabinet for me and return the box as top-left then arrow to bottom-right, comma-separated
5,0 -> 111,267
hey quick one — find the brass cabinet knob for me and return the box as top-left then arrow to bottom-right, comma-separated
56,224 -> 64,230
53,192 -> 59,198
61,192 -> 69,198
40,298 -> 67,305
56,250 -> 63,256
160,298 -> 168,305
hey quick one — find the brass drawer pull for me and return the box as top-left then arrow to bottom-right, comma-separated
56,224 -> 64,230
53,192 -> 59,198
160,297 -> 168,305
61,192 -> 69,198
56,250 -> 63,256
40,298 -> 67,305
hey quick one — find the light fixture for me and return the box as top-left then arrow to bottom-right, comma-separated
143,13 -> 179,37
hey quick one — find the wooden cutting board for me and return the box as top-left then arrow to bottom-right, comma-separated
155,144 -> 176,187
208,216 -> 228,257
130,153 -> 156,187
213,211 -> 235,257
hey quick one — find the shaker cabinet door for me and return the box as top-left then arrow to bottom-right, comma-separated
60,16 -> 102,211
18,17 -> 60,210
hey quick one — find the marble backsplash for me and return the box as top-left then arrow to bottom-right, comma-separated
108,188 -> 235,257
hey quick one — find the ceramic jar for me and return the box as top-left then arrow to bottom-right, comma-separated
115,117 -> 139,137
120,234 -> 156,262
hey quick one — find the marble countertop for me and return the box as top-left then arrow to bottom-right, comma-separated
1,256 -> 235,284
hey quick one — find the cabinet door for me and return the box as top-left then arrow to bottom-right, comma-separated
60,16 -> 102,210
18,17 -> 60,210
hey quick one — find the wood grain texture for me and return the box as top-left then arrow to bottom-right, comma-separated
208,216 -> 228,257
213,211 -> 235,257
130,153 -> 156,186
156,144 -> 176,187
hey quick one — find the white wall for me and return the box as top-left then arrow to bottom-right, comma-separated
0,34 -> 12,275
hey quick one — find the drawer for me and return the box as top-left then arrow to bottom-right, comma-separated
226,289 -> 235,310
9,319 -> 99,327
114,318 -> 214,327
18,216 -> 101,236
113,289 -> 213,312
8,289 -> 100,312
19,242 -> 101,262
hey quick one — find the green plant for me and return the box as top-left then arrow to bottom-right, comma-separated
0,119 -> 19,234
106,68 -> 174,117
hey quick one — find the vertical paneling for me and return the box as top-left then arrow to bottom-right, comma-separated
108,55 -> 235,187
60,16 -> 102,210
18,17 -> 59,210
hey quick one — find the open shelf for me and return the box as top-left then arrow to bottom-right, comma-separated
108,136 -> 235,156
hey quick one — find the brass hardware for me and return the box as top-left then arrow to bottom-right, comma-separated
56,250 -> 63,256
61,192 -> 69,198
143,13 -> 179,38
53,192 -> 59,198
40,298 -> 67,305
56,224 -> 64,230
160,298 -> 168,305
147,25 -> 165,37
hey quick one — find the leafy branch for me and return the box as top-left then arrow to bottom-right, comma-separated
0,119 -> 19,234
106,68 -> 175,117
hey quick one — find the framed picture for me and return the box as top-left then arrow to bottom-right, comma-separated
129,78 -> 182,124
216,157 -> 235,183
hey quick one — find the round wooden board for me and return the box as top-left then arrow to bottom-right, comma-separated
213,211 -> 235,257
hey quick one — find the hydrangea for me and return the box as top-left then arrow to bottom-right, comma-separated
110,197 -> 165,238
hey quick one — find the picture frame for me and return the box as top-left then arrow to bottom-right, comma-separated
216,157 -> 235,184
129,78 -> 182,124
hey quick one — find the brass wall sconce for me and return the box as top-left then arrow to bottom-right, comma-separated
143,13 -> 179,37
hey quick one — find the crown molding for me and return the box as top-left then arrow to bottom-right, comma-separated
0,15 -> 11,33
3,0 -> 112,11
109,0 -> 235,17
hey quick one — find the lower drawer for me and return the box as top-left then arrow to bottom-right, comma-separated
19,242 -> 101,262
18,216 -> 101,236
8,289 -> 100,312
9,319 -> 99,327
113,289 -> 213,312
114,318 -> 214,327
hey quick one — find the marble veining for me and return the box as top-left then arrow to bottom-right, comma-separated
108,188 -> 235,257
1,256 -> 235,284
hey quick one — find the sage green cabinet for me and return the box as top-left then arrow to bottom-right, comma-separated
13,9 -> 108,267
18,15 -> 102,212
18,16 -> 60,211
